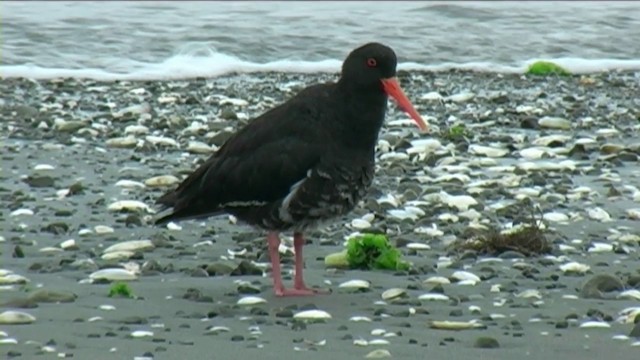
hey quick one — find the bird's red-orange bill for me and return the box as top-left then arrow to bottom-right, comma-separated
381,77 -> 428,132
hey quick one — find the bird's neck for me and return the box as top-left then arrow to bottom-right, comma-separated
333,81 -> 388,151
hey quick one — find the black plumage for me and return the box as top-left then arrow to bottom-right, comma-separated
155,42 -> 428,296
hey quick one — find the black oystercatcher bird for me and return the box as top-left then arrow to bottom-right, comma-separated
155,43 -> 428,296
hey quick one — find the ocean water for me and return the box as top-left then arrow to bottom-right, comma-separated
2,1 -> 640,80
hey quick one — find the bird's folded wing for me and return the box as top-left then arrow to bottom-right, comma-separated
155,101 -> 326,224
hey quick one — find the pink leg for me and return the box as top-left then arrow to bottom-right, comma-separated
293,232 -> 328,294
267,232 -> 286,296
267,232 -> 325,297
293,232 -> 308,290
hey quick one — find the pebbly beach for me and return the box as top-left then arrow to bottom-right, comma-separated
1,69 -> 640,359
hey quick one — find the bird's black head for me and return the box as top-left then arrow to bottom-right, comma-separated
340,42 -> 398,87
339,42 -> 428,132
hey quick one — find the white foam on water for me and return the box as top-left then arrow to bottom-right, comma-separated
1,51 -> 640,81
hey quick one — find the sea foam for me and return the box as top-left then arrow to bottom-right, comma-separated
1,50 -> 639,81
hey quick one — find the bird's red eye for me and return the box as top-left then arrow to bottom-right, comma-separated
366,58 -> 377,67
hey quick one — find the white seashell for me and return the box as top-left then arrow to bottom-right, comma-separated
429,320 -> 483,330
99,305 -> 116,311
106,136 -> 139,148
219,97 -> 248,107
418,293 -> 450,301
617,289 -> 640,301
558,244 -> 578,253
293,310 -> 332,320
587,207 -> 611,222
124,125 -> 149,135
0,272 -> 30,285
376,194 -> 401,207
370,329 -> 386,336
115,180 -> 146,189
446,91 -> 475,103
60,239 -> 76,250
538,116 -> 571,130
421,91 -> 443,101
377,139 -> 392,153
627,209 -> 640,220
595,128 -> 619,137
406,243 -> 430,250
423,276 -> 450,285
193,240 -> 213,248
439,192 -> 478,211
0,311 -> 36,324
144,175 -> 180,188
516,105 -> 535,113
381,288 -> 406,301
236,296 -> 266,306
368,339 -> 390,345
436,258 -> 454,269
468,305 -> 482,314
10,208 -> 34,217
34,164 -> 55,171
457,280 -> 478,286
186,141 -> 216,154
407,139 -> 442,155
0,338 -> 18,345
158,96 -> 177,104
103,240 -> 154,254
167,222 -> 182,231
587,242 -> 613,253
365,349 -> 392,359
349,316 -> 372,322
387,209 -> 418,221
101,251 -> 135,260
469,144 -> 508,158
107,200 -> 153,213
579,321 -> 610,329
112,103 -> 150,117
94,225 -> 115,234
617,307 -> 640,324
339,280 -> 371,289
379,152 -> 409,161
206,326 -> 231,334
414,226 -> 444,237
39,247 -> 63,253
361,213 -> 375,222
351,218 -> 372,229
89,268 -> 137,281
353,339 -> 369,346
612,335 -> 629,341
559,262 -> 590,274
543,212 -> 569,223
404,206 -> 425,217
451,271 -> 481,284
533,135 -> 571,146
519,147 -> 548,160
145,136 -> 178,147
131,330 -> 154,338
516,289 -> 542,299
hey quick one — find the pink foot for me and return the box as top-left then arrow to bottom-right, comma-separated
274,286 -> 330,297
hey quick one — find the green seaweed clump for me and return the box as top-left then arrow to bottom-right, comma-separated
346,233 -> 410,271
443,123 -> 471,142
526,61 -> 571,76
108,282 -> 134,298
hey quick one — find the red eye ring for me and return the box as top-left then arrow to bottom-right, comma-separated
366,58 -> 377,67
